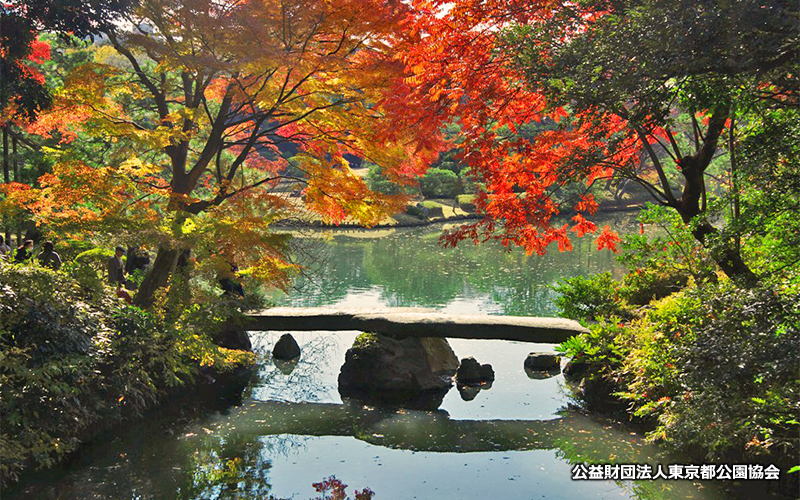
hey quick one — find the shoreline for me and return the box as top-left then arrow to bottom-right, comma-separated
272,203 -> 645,231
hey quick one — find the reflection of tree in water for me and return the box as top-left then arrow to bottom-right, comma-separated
363,231 -> 467,307
271,235 -> 373,306
247,332 -> 342,403
259,434 -> 318,460
268,214 -> 633,314
359,225 -> 623,315
550,410 -> 727,500
175,431 -> 275,500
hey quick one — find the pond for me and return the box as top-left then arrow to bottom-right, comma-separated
9,215 -> 734,499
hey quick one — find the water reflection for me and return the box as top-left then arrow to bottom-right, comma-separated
272,216 -> 631,316
249,333 -> 341,403
526,367 -> 561,380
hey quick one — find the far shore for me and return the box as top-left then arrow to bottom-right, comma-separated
272,200 -> 645,231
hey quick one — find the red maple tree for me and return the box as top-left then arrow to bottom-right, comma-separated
395,0 -> 795,282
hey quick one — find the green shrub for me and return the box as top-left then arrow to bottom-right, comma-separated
420,168 -> 458,198
619,265 -> 691,305
558,277 -> 800,469
419,200 -> 445,217
458,167 -> 483,194
407,201 -> 445,219
74,247 -> 115,271
617,204 -> 716,305
616,290 -> 703,422
456,194 -> 475,205
556,319 -> 630,381
664,284 -> 800,461
553,272 -> 631,323
456,194 -> 477,212
405,204 -> 425,219
365,163 -> 418,196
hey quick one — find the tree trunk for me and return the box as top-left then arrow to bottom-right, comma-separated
3,126 -> 10,244
676,168 -> 758,285
134,176 -> 193,308
669,107 -> 758,286
691,220 -> 758,285
133,247 -> 181,309
12,134 -> 21,244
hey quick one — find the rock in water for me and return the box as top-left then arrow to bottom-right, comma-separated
455,357 -> 495,385
272,333 -> 301,360
338,333 -> 458,410
524,352 -> 561,371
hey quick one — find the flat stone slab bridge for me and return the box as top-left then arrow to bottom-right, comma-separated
246,307 -> 587,344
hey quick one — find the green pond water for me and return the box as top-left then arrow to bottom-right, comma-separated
9,215 -> 737,499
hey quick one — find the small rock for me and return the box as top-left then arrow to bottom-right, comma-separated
524,352 -> 561,371
455,357 -> 495,385
272,333 -> 301,360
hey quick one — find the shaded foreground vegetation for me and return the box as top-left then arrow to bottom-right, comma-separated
554,207 -> 800,497
0,262 -> 255,486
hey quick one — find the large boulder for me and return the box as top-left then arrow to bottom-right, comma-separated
212,327 -> 252,351
338,333 -> 458,410
524,352 -> 561,371
455,357 -> 494,386
272,333 -> 301,360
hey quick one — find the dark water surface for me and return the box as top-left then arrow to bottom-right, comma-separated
9,216 -> 734,499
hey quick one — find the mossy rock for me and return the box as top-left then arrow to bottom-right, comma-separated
352,331 -> 380,351
338,333 -> 458,409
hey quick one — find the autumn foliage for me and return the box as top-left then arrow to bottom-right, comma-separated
396,0 -> 626,254
3,0 -> 443,306
395,0 -> 795,276
2,0 -> 795,303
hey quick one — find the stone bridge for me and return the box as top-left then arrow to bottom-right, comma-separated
245,307 -> 587,344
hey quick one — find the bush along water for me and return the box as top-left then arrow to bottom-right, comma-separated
554,206 -> 800,496
0,262 -> 256,487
